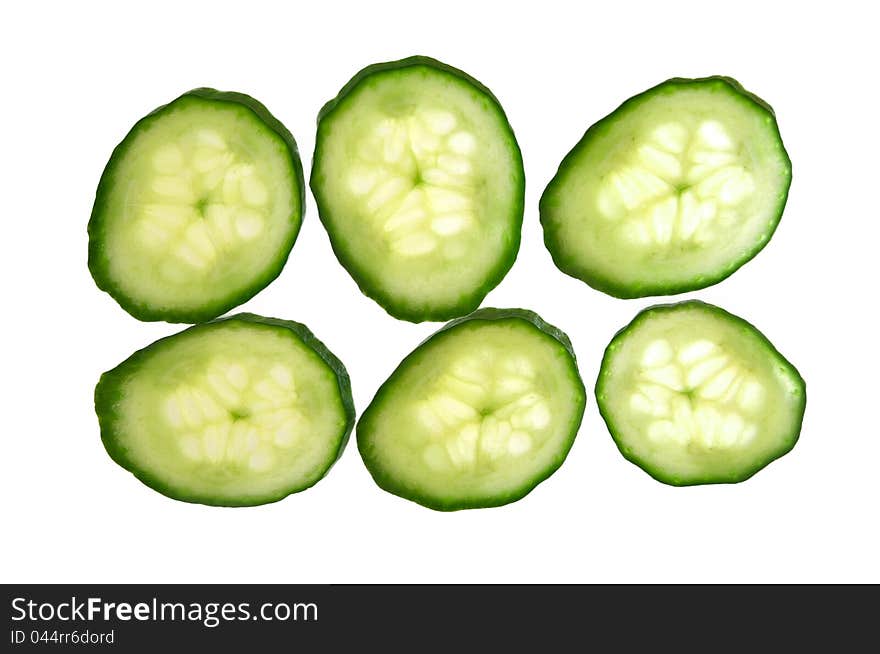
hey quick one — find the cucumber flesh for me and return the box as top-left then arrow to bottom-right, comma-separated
312,57 -> 524,322
89,89 -> 304,323
541,77 -> 791,298
95,314 -> 354,506
596,301 -> 805,485
358,309 -> 585,510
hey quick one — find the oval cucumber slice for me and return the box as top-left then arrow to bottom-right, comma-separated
596,301 -> 805,485
358,308 -> 585,510
95,314 -> 354,506
311,57 -> 525,322
541,77 -> 791,298
89,89 -> 305,323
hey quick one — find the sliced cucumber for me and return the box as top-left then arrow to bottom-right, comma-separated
89,89 -> 305,323
95,314 -> 353,506
358,309 -> 585,510
311,57 -> 525,322
596,301 -> 805,485
541,77 -> 791,298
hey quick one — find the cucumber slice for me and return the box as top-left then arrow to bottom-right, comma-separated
95,314 -> 354,506
596,301 -> 805,485
311,56 -> 525,322
89,89 -> 305,323
541,77 -> 791,298
358,308 -> 585,510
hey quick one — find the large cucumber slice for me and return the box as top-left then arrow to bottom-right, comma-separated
358,309 -> 585,510
541,77 -> 791,298
89,89 -> 305,323
95,314 -> 353,506
311,57 -> 525,322
596,301 -> 805,485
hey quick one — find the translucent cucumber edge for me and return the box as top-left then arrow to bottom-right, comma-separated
88,88 -> 306,324
310,56 -> 526,323
94,313 -> 355,507
357,308 -> 587,511
594,300 -> 807,486
539,76 -> 793,299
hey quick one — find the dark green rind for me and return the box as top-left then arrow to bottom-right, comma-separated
540,76 -> 792,299
88,88 -> 306,324
595,300 -> 806,486
95,313 -> 355,507
357,308 -> 586,510
311,56 -> 525,323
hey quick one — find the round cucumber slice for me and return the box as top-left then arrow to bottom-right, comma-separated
541,77 -> 791,298
95,314 -> 354,506
358,308 -> 585,510
311,56 -> 525,322
89,89 -> 305,323
596,301 -> 805,485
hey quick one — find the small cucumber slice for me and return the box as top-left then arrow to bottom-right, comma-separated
311,57 -> 525,322
95,314 -> 353,506
358,309 -> 585,510
596,301 -> 805,485
89,89 -> 305,323
541,77 -> 791,298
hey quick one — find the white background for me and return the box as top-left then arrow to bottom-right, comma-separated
2,1 -> 877,583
